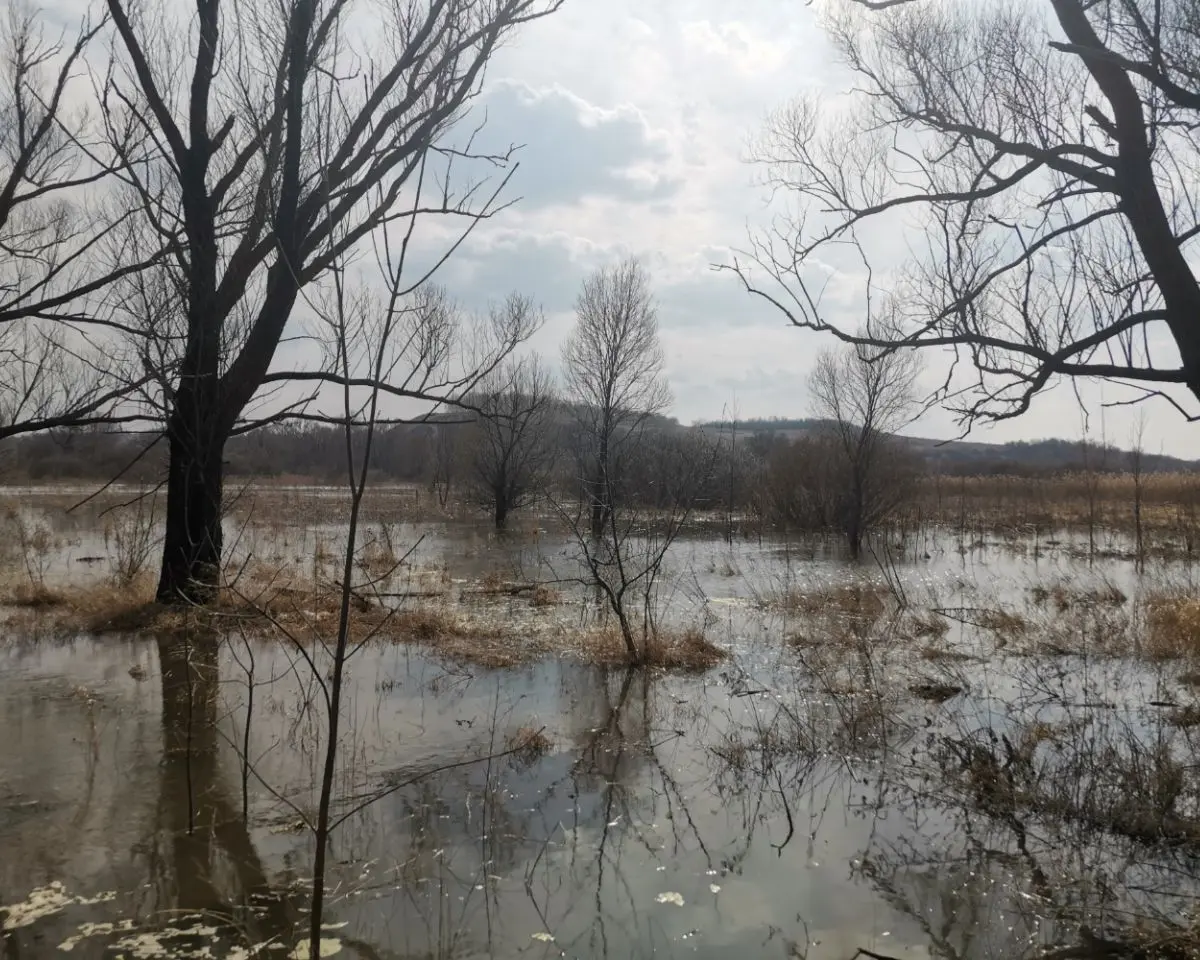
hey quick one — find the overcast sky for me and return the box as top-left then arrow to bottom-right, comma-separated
394,0 -> 1200,458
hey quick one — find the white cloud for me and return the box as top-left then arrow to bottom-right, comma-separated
259,1 -> 1200,456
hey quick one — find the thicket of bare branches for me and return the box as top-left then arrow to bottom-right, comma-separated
467,345 -> 557,529
809,341 -> 921,556
729,0 -> 1200,425
0,4 -> 150,441
563,424 -> 717,663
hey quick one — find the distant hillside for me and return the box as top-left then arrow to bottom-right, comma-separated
699,417 -> 1200,475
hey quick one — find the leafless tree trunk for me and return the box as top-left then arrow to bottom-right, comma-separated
727,0 -> 1200,428
1079,434 -> 1103,559
563,257 -> 671,540
468,344 -> 557,530
1129,410 -> 1148,569
809,341 -> 920,558
721,400 -> 741,544
98,0 -> 561,603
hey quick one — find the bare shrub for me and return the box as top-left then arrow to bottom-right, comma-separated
109,495 -> 158,587
14,513 -> 54,589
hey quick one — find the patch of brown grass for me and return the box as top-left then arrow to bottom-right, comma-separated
920,644 -> 974,662
646,625 -> 727,671
5,583 -> 66,608
572,623 -> 727,672
505,725 -> 552,765
530,584 -> 561,607
1168,704 -> 1200,728
1,565 -> 390,642
712,723 -> 797,771
2,574 -> 164,632
775,582 -> 891,622
390,604 -> 526,668
1030,580 -> 1127,611
1145,592 -> 1200,660
909,681 -> 963,703
905,610 -> 950,639
975,607 -> 1028,637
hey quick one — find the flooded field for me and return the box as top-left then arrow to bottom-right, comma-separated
3,486 -> 1200,959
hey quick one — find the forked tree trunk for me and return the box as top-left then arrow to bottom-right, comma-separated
156,401 -> 227,604
590,495 -> 605,538
494,497 -> 509,530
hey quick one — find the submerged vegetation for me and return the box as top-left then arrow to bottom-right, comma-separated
8,471 -> 1200,957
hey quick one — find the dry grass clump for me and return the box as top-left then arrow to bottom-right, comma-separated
1144,591 -> 1200,660
1030,580 -> 1127,611
712,723 -> 797,771
909,681 -> 963,703
647,626 -> 727,671
1167,704 -> 1200,729
775,581 -> 891,623
505,725 -> 552,765
390,604 -> 527,669
943,721 -> 1200,848
974,607 -> 1028,637
356,540 -> 399,579
1,562 -> 391,641
905,610 -> 950,639
2,574 -> 164,633
530,584 -> 561,607
572,623 -> 727,672
4,583 -> 66,608
920,644 -> 974,663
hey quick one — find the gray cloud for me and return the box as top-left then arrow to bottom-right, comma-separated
479,81 -> 681,211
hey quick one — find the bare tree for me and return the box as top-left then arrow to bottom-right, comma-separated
468,344 -> 557,530
95,0 -> 561,603
429,419 -> 463,510
563,257 -> 671,537
809,341 -> 920,557
562,425 -> 717,663
727,0 -> 1200,427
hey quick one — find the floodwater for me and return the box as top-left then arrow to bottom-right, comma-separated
2,490 -> 1199,958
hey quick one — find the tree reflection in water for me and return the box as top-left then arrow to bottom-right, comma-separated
6,624 -> 1200,960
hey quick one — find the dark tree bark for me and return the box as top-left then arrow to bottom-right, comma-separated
99,0 -> 561,601
157,410 -> 225,602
